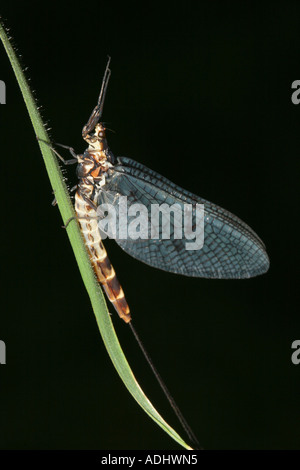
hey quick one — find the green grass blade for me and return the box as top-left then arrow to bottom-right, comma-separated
0,20 -> 192,450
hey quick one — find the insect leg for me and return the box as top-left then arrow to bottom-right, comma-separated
63,193 -> 98,229
52,185 -> 78,206
37,137 -> 78,165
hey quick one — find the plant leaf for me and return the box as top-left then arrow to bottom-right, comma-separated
0,20 -> 192,450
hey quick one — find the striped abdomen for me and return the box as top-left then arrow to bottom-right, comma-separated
75,190 -> 131,323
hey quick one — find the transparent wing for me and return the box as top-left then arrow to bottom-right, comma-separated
97,157 -> 269,279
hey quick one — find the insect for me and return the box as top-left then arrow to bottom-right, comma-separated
52,57 -> 269,445
64,58 -> 269,324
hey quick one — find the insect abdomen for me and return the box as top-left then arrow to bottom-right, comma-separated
75,191 -> 131,323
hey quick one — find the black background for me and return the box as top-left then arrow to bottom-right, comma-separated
0,2 -> 299,450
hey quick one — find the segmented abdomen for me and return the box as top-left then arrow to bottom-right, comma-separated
75,191 -> 131,323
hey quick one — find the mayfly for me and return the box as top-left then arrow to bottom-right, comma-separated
50,57 -> 269,446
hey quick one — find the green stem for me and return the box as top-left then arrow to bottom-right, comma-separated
0,19 -> 192,450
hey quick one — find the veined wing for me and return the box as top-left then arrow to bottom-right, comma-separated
98,157 -> 269,279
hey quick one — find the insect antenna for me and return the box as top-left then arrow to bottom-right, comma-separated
83,56 -> 111,136
96,56 -> 111,119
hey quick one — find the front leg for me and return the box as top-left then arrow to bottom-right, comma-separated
37,137 -> 78,165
